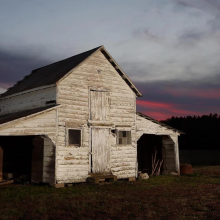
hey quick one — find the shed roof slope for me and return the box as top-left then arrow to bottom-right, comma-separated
1,46 -> 102,98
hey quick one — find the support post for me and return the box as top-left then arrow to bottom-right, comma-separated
170,134 -> 180,173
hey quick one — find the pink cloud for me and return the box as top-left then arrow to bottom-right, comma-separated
142,111 -> 172,120
136,100 -> 172,109
137,99 -> 201,120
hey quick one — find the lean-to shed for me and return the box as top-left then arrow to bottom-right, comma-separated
0,46 -> 182,185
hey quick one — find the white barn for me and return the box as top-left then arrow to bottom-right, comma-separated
0,46 -> 182,186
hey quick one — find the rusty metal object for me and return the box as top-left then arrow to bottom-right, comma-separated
180,164 -> 193,174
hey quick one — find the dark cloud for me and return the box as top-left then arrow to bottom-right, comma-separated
206,0 -> 220,11
132,28 -> 163,43
173,0 -> 220,13
208,13 -> 220,32
178,29 -> 206,45
0,46 -> 52,88
173,0 -> 201,11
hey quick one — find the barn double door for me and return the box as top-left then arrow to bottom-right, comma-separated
90,90 -> 110,174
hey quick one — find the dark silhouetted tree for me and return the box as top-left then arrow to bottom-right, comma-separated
161,114 -> 220,150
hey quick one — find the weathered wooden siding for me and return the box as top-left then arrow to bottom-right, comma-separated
0,109 -> 57,143
136,115 -> 180,173
0,86 -> 56,116
56,50 -> 136,183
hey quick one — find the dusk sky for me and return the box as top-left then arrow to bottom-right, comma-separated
0,0 -> 220,120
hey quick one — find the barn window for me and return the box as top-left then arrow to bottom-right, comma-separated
118,131 -> 131,145
68,129 -> 81,147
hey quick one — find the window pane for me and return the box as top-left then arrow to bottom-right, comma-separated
122,131 -> 126,137
127,137 -> 131,144
126,131 -> 131,138
118,130 -> 131,145
119,131 -> 123,137
69,129 -> 81,146
122,137 -> 127,145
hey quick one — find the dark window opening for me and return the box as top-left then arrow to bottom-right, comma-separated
69,129 -> 81,146
118,131 -> 131,145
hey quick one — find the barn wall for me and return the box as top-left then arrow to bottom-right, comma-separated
0,86 -> 56,116
0,109 -> 57,144
56,50 -> 136,183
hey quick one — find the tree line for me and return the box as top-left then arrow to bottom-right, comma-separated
161,114 -> 220,149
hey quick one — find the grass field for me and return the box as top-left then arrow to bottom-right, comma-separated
0,166 -> 220,220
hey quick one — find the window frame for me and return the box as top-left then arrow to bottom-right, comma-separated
66,128 -> 82,147
117,130 -> 132,146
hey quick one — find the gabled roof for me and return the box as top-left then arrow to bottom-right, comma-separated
136,112 -> 185,134
1,46 -> 142,98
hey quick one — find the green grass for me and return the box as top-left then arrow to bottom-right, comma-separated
0,166 -> 220,220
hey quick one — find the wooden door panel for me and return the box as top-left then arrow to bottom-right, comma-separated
90,90 -> 109,121
92,128 -> 110,173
